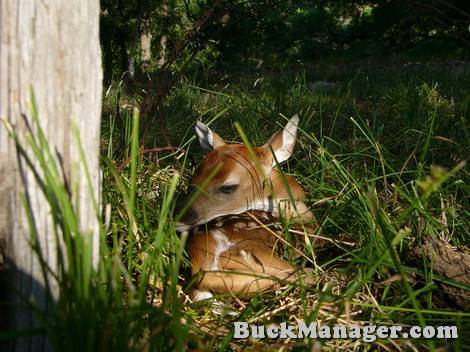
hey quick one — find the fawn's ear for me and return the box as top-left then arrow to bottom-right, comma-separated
263,114 -> 299,166
195,121 -> 226,152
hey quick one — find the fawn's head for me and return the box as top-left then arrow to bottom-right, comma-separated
176,115 -> 311,231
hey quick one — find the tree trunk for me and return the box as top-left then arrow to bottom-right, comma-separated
0,1 -> 102,351
140,24 -> 153,73
157,35 -> 167,68
157,3 -> 168,69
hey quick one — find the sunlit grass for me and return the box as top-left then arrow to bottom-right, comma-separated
3,62 -> 469,351
145,64 -> 468,350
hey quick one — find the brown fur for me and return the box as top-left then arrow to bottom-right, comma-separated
188,212 -> 299,294
178,116 -> 314,298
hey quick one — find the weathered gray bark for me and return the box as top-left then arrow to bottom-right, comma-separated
157,35 -> 167,68
0,1 -> 102,351
140,25 -> 153,73
157,3 -> 168,69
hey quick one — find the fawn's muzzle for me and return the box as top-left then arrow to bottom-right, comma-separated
175,192 -> 199,231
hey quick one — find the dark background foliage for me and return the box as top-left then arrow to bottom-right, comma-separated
100,0 -> 469,78
99,0 -> 469,143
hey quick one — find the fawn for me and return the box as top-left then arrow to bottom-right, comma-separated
176,115 -> 314,301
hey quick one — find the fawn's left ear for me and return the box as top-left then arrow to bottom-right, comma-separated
195,121 -> 226,152
263,114 -> 299,166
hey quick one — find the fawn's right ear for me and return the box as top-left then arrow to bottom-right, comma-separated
195,121 -> 226,152
263,114 -> 299,166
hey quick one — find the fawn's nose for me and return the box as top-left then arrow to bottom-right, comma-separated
178,206 -> 198,225
175,190 -> 199,230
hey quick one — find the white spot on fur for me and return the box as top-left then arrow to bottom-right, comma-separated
233,222 -> 246,229
211,229 -> 234,270
260,212 -> 270,220
240,249 -> 253,264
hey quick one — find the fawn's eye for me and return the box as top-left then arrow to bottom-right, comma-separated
219,184 -> 239,194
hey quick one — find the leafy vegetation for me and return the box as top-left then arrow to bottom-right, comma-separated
2,0 -> 469,350
94,61 -> 470,350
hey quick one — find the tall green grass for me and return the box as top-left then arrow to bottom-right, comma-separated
2,104 -> 190,351
2,62 -> 469,351
131,63 -> 468,350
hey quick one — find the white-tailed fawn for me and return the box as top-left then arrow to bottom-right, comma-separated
176,115 -> 314,301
